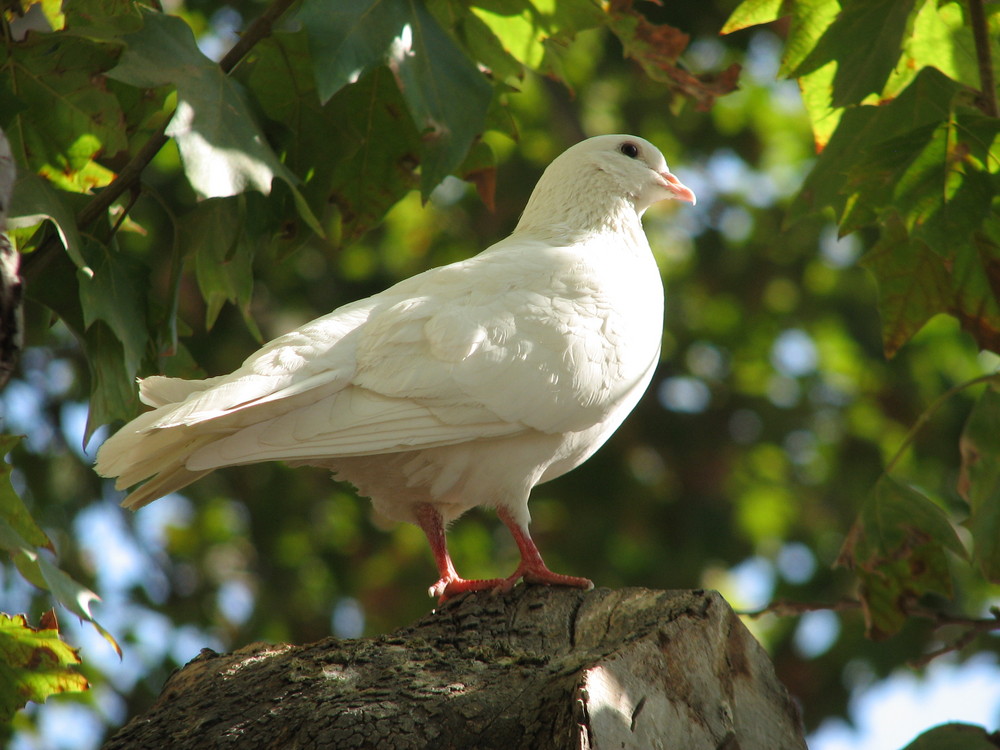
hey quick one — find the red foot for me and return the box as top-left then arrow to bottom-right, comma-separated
415,502 -> 594,605
429,574 -> 505,603
497,506 -> 593,593
500,564 -> 593,593
415,503 -> 506,604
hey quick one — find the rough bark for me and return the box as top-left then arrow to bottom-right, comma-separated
104,587 -> 805,749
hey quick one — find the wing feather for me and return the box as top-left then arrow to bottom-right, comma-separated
147,298 -> 377,430
351,238 -> 640,434
186,386 -> 523,469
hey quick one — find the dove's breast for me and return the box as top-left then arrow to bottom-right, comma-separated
536,254 -> 664,481
314,231 -> 666,525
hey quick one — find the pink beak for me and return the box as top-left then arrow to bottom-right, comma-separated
659,171 -> 697,205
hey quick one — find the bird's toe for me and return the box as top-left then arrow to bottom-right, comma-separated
429,575 -> 506,604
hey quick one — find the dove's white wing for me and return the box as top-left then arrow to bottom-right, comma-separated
353,236 -> 651,433
187,239 -> 660,470
144,297 -> 378,431
94,298 -> 377,488
186,233 -> 661,471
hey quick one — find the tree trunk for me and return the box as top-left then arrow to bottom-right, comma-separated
104,587 -> 806,749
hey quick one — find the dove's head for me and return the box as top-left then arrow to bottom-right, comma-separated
516,135 -> 695,236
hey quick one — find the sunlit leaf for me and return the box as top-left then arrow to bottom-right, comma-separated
958,385 -> 1000,582
17,0 -> 66,31
793,67 -> 966,223
459,5 -> 532,81
840,105 -> 999,243
0,495 -> 121,657
449,0 -> 603,85
795,65 -> 840,151
0,610 -> 88,723
770,0 -> 841,148
882,1 -> 992,100
837,475 -> 965,639
106,10 -> 322,235
776,0 -> 839,76
796,65 -> 1000,354
1,32 -> 126,193
791,0 -> 917,108
470,3 -> 548,68
721,0 -> 785,35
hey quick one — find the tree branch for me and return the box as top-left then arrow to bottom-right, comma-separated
968,0 -> 999,118
740,599 -> 1000,666
21,0 -> 300,282
74,120 -> 170,233
218,0 -> 297,75
738,598 -> 862,619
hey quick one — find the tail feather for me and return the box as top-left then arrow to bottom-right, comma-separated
109,431 -> 215,491
98,355 -> 350,508
95,408 -> 176,479
96,416 -> 217,508
97,376 -> 224,509
120,465 -> 212,510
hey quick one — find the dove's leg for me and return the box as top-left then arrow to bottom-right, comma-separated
414,503 -> 503,603
496,507 -> 594,592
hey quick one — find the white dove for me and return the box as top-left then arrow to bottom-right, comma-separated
96,135 -> 695,602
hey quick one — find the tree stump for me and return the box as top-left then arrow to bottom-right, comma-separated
103,587 -> 805,749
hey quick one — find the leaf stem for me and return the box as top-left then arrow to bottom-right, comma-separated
884,372 -> 1000,475
968,0 -> 999,118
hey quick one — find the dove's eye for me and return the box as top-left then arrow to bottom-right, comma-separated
619,142 -> 640,159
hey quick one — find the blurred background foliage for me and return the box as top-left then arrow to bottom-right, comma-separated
1,0 -> 998,748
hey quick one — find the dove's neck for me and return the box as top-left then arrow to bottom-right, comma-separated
513,169 -> 647,247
